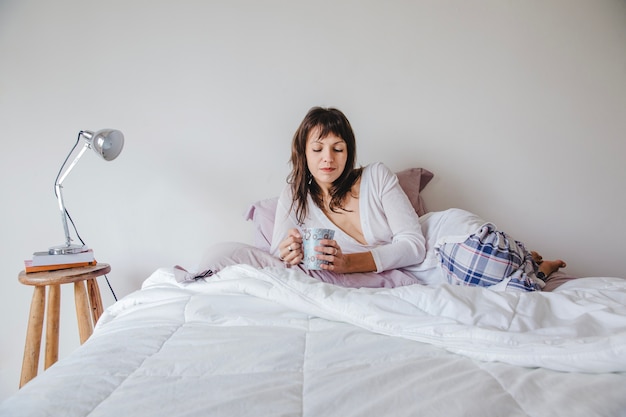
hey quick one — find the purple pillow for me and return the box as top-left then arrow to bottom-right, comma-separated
243,197 -> 278,252
395,167 -> 434,217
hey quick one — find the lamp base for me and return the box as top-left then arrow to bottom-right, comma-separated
48,244 -> 89,255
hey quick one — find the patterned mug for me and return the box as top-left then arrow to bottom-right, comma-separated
302,228 -> 336,270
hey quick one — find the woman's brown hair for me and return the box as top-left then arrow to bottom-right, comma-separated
288,107 -> 362,224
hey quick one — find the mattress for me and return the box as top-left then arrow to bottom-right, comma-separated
1,264 -> 625,417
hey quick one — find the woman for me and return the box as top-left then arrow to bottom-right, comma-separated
270,107 -> 565,290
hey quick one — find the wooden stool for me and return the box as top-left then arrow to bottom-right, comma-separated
18,263 -> 111,388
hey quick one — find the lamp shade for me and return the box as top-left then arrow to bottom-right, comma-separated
83,129 -> 124,161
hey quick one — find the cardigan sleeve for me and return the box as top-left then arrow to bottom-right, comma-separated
365,163 -> 427,272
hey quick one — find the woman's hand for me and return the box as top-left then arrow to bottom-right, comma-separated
317,239 -> 345,272
278,228 -> 303,266
317,239 -> 376,274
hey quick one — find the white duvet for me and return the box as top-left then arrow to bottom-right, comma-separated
2,263 -> 626,417
144,264 -> 626,373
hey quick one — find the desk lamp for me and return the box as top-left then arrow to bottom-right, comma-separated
49,129 -> 124,255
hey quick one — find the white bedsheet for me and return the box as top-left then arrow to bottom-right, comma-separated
2,264 -> 625,417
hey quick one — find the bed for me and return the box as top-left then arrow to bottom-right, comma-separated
2,168 -> 625,417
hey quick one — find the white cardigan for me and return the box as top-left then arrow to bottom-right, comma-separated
270,162 -> 427,273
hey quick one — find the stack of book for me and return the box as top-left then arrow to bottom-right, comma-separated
24,249 -> 97,273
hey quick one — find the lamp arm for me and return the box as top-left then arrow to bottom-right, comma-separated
56,136 -> 90,185
55,182 -> 72,247
55,142 -> 90,248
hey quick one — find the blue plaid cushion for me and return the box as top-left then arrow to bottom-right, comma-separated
437,224 -> 540,292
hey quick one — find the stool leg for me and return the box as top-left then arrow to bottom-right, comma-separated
20,286 -> 45,388
86,278 -> 103,325
44,284 -> 60,369
74,280 -> 92,344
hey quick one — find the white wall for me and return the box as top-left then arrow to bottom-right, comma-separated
1,0 -> 625,401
